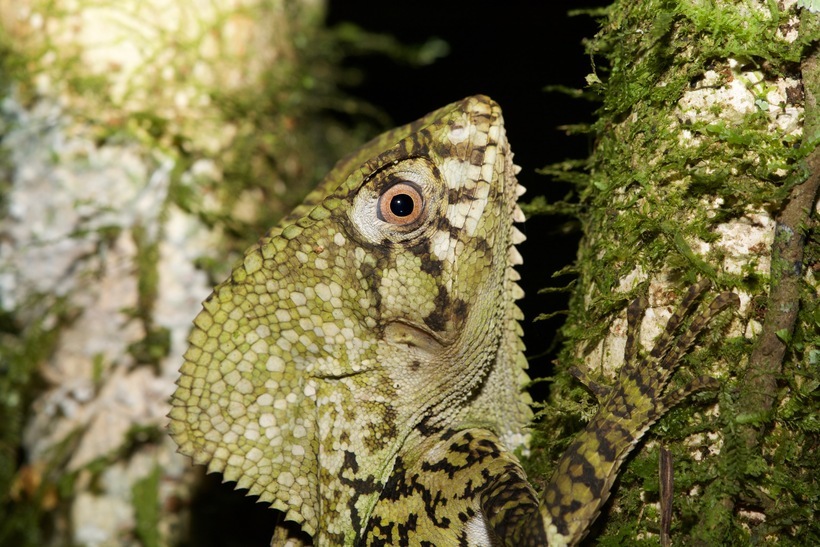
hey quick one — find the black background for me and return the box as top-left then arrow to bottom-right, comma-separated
190,3 -> 606,544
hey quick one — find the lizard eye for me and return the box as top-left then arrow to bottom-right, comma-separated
349,158 -> 442,244
378,182 -> 424,225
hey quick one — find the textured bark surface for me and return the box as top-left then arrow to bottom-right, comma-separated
0,1 -> 365,545
531,0 -> 819,544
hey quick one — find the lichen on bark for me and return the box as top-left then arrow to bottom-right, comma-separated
0,1 -> 379,544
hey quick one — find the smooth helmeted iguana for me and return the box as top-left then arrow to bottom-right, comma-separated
168,95 -> 737,545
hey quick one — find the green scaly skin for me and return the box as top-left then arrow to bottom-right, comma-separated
169,96 -> 738,546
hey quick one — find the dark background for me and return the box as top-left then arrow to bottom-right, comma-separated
192,2 -> 606,544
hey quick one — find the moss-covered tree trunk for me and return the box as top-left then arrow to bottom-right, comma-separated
0,1 -> 367,545
535,1 -> 818,544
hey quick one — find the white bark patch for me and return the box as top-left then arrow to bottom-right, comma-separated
676,59 -> 803,151
1,93 -> 218,544
713,212 -> 776,276
677,62 -> 757,128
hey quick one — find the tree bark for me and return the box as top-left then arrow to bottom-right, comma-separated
0,1 -> 362,545
535,1 -> 819,544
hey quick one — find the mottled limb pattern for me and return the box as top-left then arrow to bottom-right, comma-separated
168,95 -> 737,546
535,281 -> 739,546
364,428 -> 539,546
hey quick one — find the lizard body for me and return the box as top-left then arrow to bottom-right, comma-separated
169,96 -> 737,545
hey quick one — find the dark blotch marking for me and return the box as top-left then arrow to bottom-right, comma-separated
447,223 -> 463,241
367,518 -> 393,546
560,449 -> 605,508
416,415 -> 444,438
423,287 -> 451,332
374,457 -> 411,502
453,299 -> 469,323
435,215 -> 457,237
419,255 -> 443,277
469,148 -> 485,166
624,364 -> 656,399
473,237 -> 491,258
397,513 -> 418,546
343,450 -> 359,473
405,240 -> 442,275
358,259 -> 382,313
447,187 -> 481,206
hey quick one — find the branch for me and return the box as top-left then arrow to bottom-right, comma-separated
737,35 -> 820,442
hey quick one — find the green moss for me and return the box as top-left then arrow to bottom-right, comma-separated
127,327 -> 172,367
0,299 -> 71,547
132,465 -> 162,547
527,0 -> 819,543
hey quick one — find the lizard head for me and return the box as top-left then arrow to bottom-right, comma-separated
168,95 -> 531,540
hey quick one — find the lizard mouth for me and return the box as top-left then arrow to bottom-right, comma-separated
383,320 -> 451,353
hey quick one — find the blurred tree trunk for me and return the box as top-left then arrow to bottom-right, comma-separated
0,1 -> 367,545
534,1 -> 818,544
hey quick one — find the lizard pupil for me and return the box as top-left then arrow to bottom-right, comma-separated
389,194 -> 414,217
